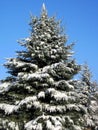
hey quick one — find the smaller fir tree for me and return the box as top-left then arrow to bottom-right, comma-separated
74,63 -> 98,130
81,64 -> 98,130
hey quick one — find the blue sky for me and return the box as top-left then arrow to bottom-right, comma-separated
0,0 -> 98,80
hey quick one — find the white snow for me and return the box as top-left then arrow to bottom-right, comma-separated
18,96 -> 41,109
47,88 -> 55,93
25,115 -> 63,130
49,106 -> 57,113
44,32 -> 51,38
25,122 -> 42,130
66,82 -> 74,89
25,86 -> 31,91
18,96 -> 37,106
0,96 -> 41,115
0,104 -> 15,115
90,100 -> 98,112
52,49 -> 57,54
25,116 -> 44,130
37,62 -> 74,80
72,125 -> 82,130
52,91 -> 68,101
91,100 -> 97,106
15,101 -> 20,105
31,53 -> 35,57
40,41 -> 45,45
47,88 -> 68,101
86,118 -> 94,126
25,120 -> 36,130
16,62 -> 25,67
78,105 -> 87,113
44,104 -> 56,113
18,62 -> 38,70
0,118 -> 19,130
7,58 -> 38,70
0,82 -> 10,93
55,80 -> 74,90
8,122 -> 19,130
33,101 -> 41,109
38,62 -> 61,73
38,91 -> 45,98
65,66 -> 74,73
56,105 -> 66,113
25,37 -> 31,42
18,73 -> 28,79
65,116 -> 73,124
48,77 -> 54,84
43,103 -> 66,113
66,104 -> 80,111
51,55 -> 56,59
0,118 -> 8,128
27,73 -> 50,81
46,116 -> 63,130
36,123 -> 42,130
46,120 -> 53,129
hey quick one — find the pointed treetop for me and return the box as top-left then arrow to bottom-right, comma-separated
41,3 -> 47,17
42,3 -> 46,11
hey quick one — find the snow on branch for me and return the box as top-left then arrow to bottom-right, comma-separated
25,115 -> 63,130
5,58 -> 38,71
43,103 -> 66,113
0,82 -> 11,93
0,96 -> 41,115
0,118 -> 19,130
0,104 -> 16,115
47,88 -> 68,101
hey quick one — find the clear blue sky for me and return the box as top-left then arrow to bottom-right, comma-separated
0,0 -> 98,80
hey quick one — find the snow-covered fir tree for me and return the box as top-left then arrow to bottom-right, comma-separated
0,4 -> 96,130
81,64 -> 98,130
73,64 -> 98,130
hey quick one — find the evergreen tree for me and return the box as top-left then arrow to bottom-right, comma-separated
74,64 -> 98,130
81,64 -> 98,130
0,4 -> 95,130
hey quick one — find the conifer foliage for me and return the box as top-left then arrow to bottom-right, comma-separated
73,64 -> 98,130
0,4 -> 96,130
80,64 -> 98,130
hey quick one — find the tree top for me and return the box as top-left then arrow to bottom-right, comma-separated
41,3 -> 48,17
